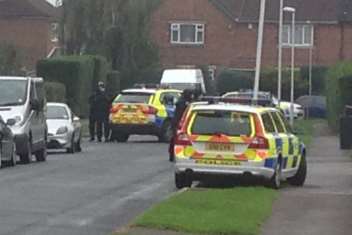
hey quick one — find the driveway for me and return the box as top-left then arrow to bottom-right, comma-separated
261,122 -> 352,235
0,137 -> 175,235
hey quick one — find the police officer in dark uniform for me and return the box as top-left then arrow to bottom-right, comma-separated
169,89 -> 194,162
89,82 -> 111,142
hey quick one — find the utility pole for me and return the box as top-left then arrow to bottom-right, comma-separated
253,0 -> 266,102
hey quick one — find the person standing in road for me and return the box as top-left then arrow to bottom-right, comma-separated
89,82 -> 111,142
169,89 -> 194,162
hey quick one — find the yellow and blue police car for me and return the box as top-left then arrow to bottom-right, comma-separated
174,97 -> 307,189
109,86 -> 181,142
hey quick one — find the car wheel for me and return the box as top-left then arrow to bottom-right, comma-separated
159,120 -> 173,143
19,139 -> 32,164
175,172 -> 192,189
35,147 -> 47,162
267,158 -> 282,189
287,155 -> 307,186
116,133 -> 129,143
76,137 -> 82,152
67,134 -> 76,154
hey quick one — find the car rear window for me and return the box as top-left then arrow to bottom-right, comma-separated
114,93 -> 152,104
191,110 -> 252,136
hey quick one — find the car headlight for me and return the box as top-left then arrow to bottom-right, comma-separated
56,126 -> 68,135
10,115 -> 24,126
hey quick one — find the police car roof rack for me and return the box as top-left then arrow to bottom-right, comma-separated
133,83 -> 160,89
200,96 -> 274,107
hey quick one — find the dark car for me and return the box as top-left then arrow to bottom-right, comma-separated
296,96 -> 327,118
0,116 -> 16,168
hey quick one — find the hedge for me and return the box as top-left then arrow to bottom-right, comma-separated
106,70 -> 121,101
300,66 -> 328,95
37,55 -> 108,117
44,82 -> 66,103
326,62 -> 352,130
216,70 -> 253,94
260,68 -> 308,100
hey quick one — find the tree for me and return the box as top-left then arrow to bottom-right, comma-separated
60,0 -> 160,88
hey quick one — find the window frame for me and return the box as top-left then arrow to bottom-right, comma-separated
170,22 -> 205,45
282,24 -> 314,47
261,112 -> 277,134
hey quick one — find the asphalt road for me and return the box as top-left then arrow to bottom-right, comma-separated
0,136 -> 175,235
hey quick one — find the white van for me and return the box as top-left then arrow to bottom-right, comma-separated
0,77 -> 47,164
160,69 -> 206,94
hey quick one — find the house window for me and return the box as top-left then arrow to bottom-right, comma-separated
282,24 -> 313,47
170,23 -> 205,45
50,23 -> 59,42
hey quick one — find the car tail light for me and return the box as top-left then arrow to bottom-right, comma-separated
175,133 -> 192,146
142,106 -> 157,115
249,136 -> 269,149
110,104 -> 122,114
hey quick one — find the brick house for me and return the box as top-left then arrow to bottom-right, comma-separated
0,0 -> 60,72
150,0 -> 352,72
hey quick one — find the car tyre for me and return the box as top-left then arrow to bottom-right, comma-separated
6,143 -> 17,167
67,134 -> 76,154
267,158 -> 282,189
115,133 -> 129,143
159,120 -> 173,143
19,139 -> 31,164
35,147 -> 47,162
175,172 -> 192,189
287,154 -> 307,186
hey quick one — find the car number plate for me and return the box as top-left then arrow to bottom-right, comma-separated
205,143 -> 235,152
195,159 -> 241,166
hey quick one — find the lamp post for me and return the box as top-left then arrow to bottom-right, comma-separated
253,0 -> 266,103
283,6 -> 296,126
277,0 -> 284,105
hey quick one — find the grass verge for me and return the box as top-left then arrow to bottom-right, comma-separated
133,187 -> 278,235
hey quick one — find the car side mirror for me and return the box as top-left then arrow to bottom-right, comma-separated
6,119 -> 16,126
73,116 -> 80,122
31,99 -> 41,111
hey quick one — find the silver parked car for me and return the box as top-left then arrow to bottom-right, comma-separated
47,103 -> 82,153
0,77 -> 47,164
0,116 -> 16,168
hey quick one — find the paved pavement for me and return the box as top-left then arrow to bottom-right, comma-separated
261,122 -> 352,235
0,136 -> 175,235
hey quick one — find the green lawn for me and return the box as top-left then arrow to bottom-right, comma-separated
133,188 -> 278,235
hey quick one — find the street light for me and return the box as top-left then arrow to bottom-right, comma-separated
283,6 -> 296,126
277,0 -> 284,106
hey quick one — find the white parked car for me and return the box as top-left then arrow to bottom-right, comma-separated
222,91 -> 304,119
46,103 -> 82,153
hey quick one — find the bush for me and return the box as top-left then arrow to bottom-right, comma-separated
326,62 -> 352,130
37,56 -> 99,117
106,70 -> 121,101
300,66 -> 328,95
44,82 -> 66,103
216,70 -> 253,94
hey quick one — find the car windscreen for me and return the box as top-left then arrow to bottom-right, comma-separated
47,106 -> 69,120
0,80 -> 28,106
164,83 -> 199,91
191,110 -> 252,136
114,93 -> 152,104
